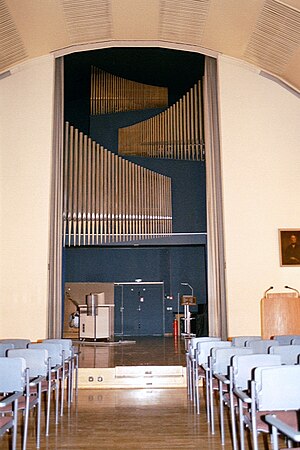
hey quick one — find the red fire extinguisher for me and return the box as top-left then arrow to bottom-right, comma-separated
173,318 -> 178,337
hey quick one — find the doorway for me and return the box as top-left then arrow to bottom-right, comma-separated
114,282 -> 164,336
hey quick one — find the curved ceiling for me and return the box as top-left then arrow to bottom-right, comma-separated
1,0 -> 300,91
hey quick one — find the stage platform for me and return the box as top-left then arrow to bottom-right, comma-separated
74,336 -> 187,389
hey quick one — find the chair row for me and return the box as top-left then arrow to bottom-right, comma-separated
0,338 -> 78,450
186,335 -> 300,450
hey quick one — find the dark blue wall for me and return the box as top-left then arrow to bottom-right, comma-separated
90,110 -> 206,233
64,48 -> 207,335
64,245 -> 206,333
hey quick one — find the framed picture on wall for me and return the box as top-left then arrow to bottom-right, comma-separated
279,229 -> 300,266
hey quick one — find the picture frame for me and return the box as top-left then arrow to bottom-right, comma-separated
279,229 -> 300,266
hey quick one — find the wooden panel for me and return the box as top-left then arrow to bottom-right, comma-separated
261,293 -> 300,338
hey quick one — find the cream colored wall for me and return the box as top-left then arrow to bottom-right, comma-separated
0,55 -> 54,340
1,50 -> 299,341
218,56 -> 300,337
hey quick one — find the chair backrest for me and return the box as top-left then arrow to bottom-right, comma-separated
28,343 -> 63,367
291,337 -> 300,345
0,342 -> 14,357
232,353 -> 282,391
0,339 -> 30,349
245,339 -> 279,353
231,336 -> 261,347
253,365 -> 300,411
196,340 -> 232,366
43,339 -> 73,359
7,349 -> 48,378
0,357 -> 26,392
269,344 -> 300,365
190,336 -> 220,351
274,335 -> 300,345
211,347 -> 253,375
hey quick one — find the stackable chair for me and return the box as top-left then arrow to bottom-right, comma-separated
28,343 -> 63,433
265,413 -> 300,450
0,358 -> 24,450
0,342 -> 14,357
0,339 -> 31,349
292,337 -> 300,345
245,338 -> 279,353
0,356 -> 41,450
240,365 -> 300,450
186,336 -> 220,403
231,336 -> 261,347
194,340 -> 231,418
7,348 -> 48,449
274,335 -> 300,345
43,339 -> 78,413
231,353 -> 282,450
208,346 -> 253,444
269,344 -> 300,364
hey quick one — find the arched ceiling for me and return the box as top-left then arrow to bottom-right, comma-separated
1,0 -> 300,91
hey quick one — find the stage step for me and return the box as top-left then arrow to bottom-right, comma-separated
78,365 -> 186,389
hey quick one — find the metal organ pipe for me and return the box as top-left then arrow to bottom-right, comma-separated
63,123 -> 173,246
118,81 -> 205,161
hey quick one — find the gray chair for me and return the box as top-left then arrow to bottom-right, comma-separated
7,349 -> 48,450
209,346 -> 253,444
0,339 -> 31,349
265,413 -> 300,450
0,357 -> 24,450
231,336 -> 261,347
274,335 -> 300,345
0,356 -> 40,450
195,340 -> 232,419
269,344 -> 300,364
28,343 -> 63,433
231,353 -> 282,450
186,336 -> 220,404
245,338 -> 279,353
0,342 -> 14,356
43,339 -> 78,413
240,365 -> 300,450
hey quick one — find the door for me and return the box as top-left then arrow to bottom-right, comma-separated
114,284 -> 164,336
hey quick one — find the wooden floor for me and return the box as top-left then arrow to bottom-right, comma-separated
2,337 -> 275,449
75,336 -> 186,368
2,387 -> 274,450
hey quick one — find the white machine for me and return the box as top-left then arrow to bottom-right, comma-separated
79,293 -> 114,341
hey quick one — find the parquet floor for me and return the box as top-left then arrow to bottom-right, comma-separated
75,336 -> 186,368
1,388 -> 250,450
1,338 -> 273,449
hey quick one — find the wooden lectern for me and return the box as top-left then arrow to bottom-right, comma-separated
261,292 -> 300,339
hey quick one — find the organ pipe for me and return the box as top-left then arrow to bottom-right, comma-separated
118,81 -> 205,161
90,66 -> 168,115
63,122 -> 173,246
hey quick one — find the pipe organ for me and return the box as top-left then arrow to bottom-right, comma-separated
118,80 -> 205,161
90,66 -> 168,115
63,122 -> 173,246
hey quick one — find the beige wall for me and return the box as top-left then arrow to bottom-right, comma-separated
218,56 -> 300,337
0,55 -> 54,340
1,51 -> 299,340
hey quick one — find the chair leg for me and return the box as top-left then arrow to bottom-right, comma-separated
219,381 -> 225,445
210,372 -> 215,434
205,369 -> 210,423
22,397 -> 30,450
239,398 -> 245,450
229,392 -> 238,450
36,384 -> 41,449
60,367 -> 65,417
46,386 -> 51,436
12,399 -> 18,450
55,377 -> 59,424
